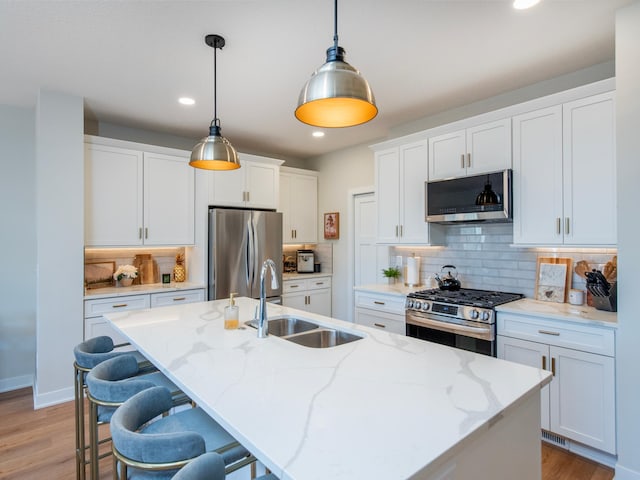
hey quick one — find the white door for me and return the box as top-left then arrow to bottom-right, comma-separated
497,335 -> 551,430
355,193 -> 382,288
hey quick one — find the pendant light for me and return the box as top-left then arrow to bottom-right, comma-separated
190,34 -> 240,170
295,0 -> 377,128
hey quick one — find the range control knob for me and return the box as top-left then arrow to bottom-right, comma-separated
481,311 -> 491,322
421,302 -> 430,312
469,309 -> 479,320
414,301 -> 422,310
406,299 -> 414,309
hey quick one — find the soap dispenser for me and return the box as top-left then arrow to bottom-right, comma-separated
224,293 -> 239,330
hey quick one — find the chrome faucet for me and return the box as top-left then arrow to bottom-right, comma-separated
257,258 -> 279,338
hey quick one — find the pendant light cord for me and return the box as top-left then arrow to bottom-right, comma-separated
213,43 -> 218,127
333,0 -> 339,50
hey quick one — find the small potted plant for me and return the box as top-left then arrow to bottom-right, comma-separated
113,264 -> 138,287
382,266 -> 402,285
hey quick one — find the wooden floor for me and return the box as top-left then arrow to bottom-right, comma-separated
0,387 -> 615,480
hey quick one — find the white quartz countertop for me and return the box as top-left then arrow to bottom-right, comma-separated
496,298 -> 617,328
105,297 -> 551,480
84,282 -> 205,300
353,283 -> 422,297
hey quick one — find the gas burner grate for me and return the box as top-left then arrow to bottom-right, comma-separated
408,288 -> 523,308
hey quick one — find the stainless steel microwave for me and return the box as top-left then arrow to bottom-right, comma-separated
425,169 -> 512,223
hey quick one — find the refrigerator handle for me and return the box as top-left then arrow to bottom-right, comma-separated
246,218 -> 254,289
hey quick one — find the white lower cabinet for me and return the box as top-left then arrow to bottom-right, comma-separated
354,291 -> 405,335
497,312 -> 616,455
282,276 -> 331,316
84,288 -> 205,343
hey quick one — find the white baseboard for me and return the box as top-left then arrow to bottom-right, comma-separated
0,374 -> 33,393
615,464 -> 640,480
33,385 -> 74,409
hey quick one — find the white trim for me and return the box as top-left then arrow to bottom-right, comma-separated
0,374 -> 33,394
280,165 -> 318,176
614,465 -> 640,480
346,186 -> 375,324
33,385 -> 74,409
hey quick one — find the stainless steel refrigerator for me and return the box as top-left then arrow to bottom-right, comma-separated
208,207 -> 282,301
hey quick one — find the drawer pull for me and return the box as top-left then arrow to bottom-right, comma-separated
112,304 -> 128,308
315,282 -> 325,286
374,301 -> 385,305
538,330 -> 560,336
173,297 -> 186,301
290,285 -> 300,288
373,323 -> 386,328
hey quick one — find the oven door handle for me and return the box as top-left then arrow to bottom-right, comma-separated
407,314 -> 493,341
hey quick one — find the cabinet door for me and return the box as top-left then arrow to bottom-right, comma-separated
209,166 -> 246,207
289,173 -> 317,243
375,148 -> 401,243
512,106 -> 564,245
144,152 -> 195,245
428,129 -> 466,181
497,335 -> 551,430
307,289 -> 331,316
466,118 -> 512,176
85,144 -> 143,246
398,141 -> 429,244
282,291 -> 309,311
279,173 -> 294,242
549,345 -> 616,454
245,160 -> 279,209
562,92 -> 616,246
355,308 -> 405,335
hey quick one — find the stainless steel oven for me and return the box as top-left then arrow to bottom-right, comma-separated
405,289 -> 523,357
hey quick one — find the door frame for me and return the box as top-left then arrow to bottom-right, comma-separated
346,186 -> 375,324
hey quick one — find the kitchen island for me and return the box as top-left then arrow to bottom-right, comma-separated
105,297 -> 552,480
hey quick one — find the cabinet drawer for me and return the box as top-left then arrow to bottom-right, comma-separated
151,289 -> 205,307
283,280 -> 307,293
355,292 -> 406,315
84,294 -> 151,318
306,277 -> 332,291
355,308 -> 405,335
497,313 -> 615,357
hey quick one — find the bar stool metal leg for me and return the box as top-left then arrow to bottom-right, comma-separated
74,362 -> 89,480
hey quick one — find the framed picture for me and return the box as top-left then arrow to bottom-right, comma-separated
84,261 -> 115,289
324,212 -> 339,240
535,257 -> 572,303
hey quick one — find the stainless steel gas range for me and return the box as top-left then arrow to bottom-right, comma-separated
405,288 -> 524,356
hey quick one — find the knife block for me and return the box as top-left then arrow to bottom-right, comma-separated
591,281 -> 617,312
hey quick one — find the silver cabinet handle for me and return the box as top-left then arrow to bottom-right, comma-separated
112,304 -> 128,308
145,227 -> 148,239
565,217 -> 570,235
466,153 -> 471,168
460,154 -> 465,169
139,228 -> 142,239
373,323 -> 386,329
374,301 -> 385,305
395,225 -> 399,237
542,355 -> 547,370
315,282 -> 325,286
538,329 -> 560,336
556,218 -> 561,235
289,285 -> 300,288
399,225 -> 403,237
173,297 -> 186,301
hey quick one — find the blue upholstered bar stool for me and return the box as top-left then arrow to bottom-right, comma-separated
172,452 -> 278,480
110,386 -> 255,480
73,336 -> 150,480
85,354 -> 186,480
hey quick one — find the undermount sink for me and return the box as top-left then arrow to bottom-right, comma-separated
284,329 -> 363,348
245,316 -> 319,337
245,316 -> 363,348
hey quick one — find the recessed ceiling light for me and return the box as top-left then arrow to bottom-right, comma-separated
312,131 -> 325,138
178,97 -> 195,105
513,0 -> 540,9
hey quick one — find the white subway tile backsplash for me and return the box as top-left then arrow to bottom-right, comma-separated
392,224 -> 616,299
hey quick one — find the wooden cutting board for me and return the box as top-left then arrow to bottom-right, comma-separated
535,257 -> 573,303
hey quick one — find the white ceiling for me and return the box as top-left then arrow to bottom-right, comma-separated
0,0 -> 630,160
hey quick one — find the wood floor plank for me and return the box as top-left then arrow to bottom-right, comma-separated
0,387 -> 615,480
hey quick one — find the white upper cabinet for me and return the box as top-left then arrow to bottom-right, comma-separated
375,140 -> 430,244
513,91 -> 616,246
279,167 -> 318,244
429,118 -> 511,181
85,140 -> 194,247
209,154 -> 282,209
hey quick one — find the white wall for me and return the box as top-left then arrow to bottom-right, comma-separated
0,105 -> 37,392
614,3 -> 640,479
34,90 -> 84,408
306,144 -> 374,320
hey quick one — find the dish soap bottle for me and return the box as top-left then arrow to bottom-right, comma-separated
224,293 -> 239,330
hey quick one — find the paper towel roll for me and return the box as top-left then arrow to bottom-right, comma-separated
405,257 -> 420,286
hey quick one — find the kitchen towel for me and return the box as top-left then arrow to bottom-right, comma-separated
405,257 -> 420,286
